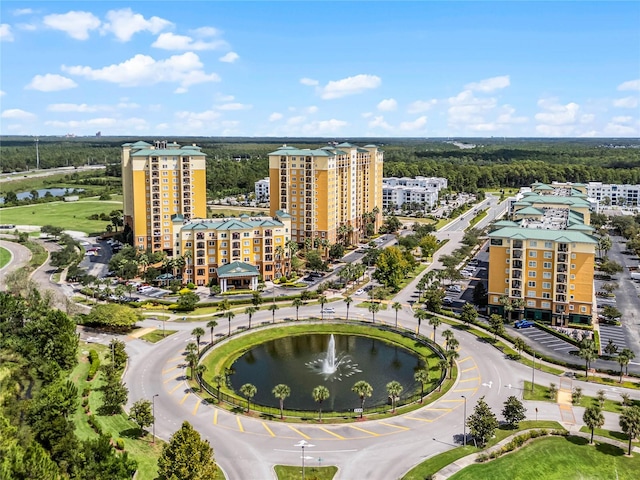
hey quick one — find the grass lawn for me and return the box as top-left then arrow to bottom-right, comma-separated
0,246 -> 10,268
0,198 -> 116,234
523,381 -> 639,413
141,330 -> 178,343
71,342 -> 162,480
448,435 -> 640,480
579,426 -> 640,446
402,421 -> 563,480
274,465 -> 337,480
356,301 -> 388,310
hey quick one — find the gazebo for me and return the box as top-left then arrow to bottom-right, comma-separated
216,262 -> 259,293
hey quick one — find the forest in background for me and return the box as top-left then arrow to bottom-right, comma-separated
1,136 -> 639,198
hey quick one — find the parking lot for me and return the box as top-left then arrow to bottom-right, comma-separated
598,324 -> 632,352
513,326 -> 578,353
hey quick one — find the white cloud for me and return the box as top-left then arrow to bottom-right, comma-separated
300,119 -> 348,134
191,26 -> 220,37
63,52 -> 220,91
377,98 -> 397,111
216,102 -> 252,111
102,8 -> 172,42
300,77 -> 319,86
26,74 -> 78,92
534,98 -> 580,125
368,115 -> 392,131
613,96 -> 639,108
0,90 -> 5,96
152,32 -> 226,51
287,116 -> 306,126
306,106 -> 318,114
448,90 -> 497,124
465,75 -> 510,93
43,11 -> 100,40
407,99 -> 437,114
399,116 -> 428,131
269,112 -> 283,122
361,112 -> 373,118
535,124 -> 577,136
496,105 -> 528,124
0,24 -> 14,41
219,52 -> 239,63
17,23 -> 37,31
320,74 -> 381,99
214,93 -> 235,102
1,108 -> 36,119
618,79 -> 640,91
13,8 -> 34,16
612,116 -> 633,123
603,122 -> 638,136
580,114 -> 595,124
48,103 -> 100,112
44,117 -> 148,132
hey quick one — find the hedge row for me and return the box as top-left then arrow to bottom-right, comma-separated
87,350 -> 100,380
476,429 -> 567,463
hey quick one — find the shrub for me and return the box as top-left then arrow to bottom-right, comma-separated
82,386 -> 91,397
82,397 -> 89,408
186,282 -> 196,289
87,350 -> 100,380
87,415 -> 103,435
115,438 -> 125,450
476,453 -> 489,463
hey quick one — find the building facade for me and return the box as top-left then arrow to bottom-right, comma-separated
254,177 -> 270,203
268,143 -> 383,245
122,140 -> 207,254
488,183 -> 596,325
172,211 -> 291,287
586,182 -> 640,207
382,176 -> 447,211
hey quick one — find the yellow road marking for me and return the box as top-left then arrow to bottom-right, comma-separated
318,427 -> 345,439
457,356 -> 472,363
236,417 -> 244,432
162,366 -> 178,374
348,425 -> 380,437
169,382 -> 183,394
164,374 -> 182,384
168,356 -> 182,363
424,408 -> 452,412
440,398 -> 465,403
192,398 -> 201,415
453,387 -> 478,393
380,422 -> 409,431
405,416 -> 433,422
461,367 -> 477,373
288,425 -> 310,439
213,410 -> 218,424
459,376 -> 480,383
179,393 -> 190,405
262,423 -> 275,437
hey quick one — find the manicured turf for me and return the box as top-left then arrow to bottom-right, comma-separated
274,465 -> 337,479
0,246 -> 10,269
448,435 -> 640,480
0,198 -> 118,234
141,330 -> 178,343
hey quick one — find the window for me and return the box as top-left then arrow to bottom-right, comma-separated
542,292 -> 551,299
543,262 -> 552,269
581,306 -> 587,313
571,264 -> 576,269
527,300 -> 535,307
505,279 -> 509,284
529,251 -> 537,258
542,282 -> 551,289
492,296 -> 499,303
542,301 -> 550,308
569,305 -> 574,310
544,241 -> 553,248
570,285 -> 575,290
530,241 -> 537,247
221,242 -> 227,247
571,253 -> 576,259
528,281 -> 536,287
571,274 -> 576,280
528,261 -> 537,267
506,259 -> 510,264
528,271 -> 536,277
544,251 -> 552,259
528,290 -> 536,297
543,272 -> 552,279
186,242 -> 192,247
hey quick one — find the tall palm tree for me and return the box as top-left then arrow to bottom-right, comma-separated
319,295 -> 327,320
312,385 -> 330,421
620,348 -> 636,377
191,327 -> 205,355
268,303 -> 279,324
344,296 -> 353,321
428,316 -> 442,342
442,329 -> 454,350
275,245 -> 285,278
195,364 -> 206,390
414,369 -> 429,403
583,405 -> 605,444
226,310 -> 235,335
244,306 -> 257,329
185,352 -> 199,380
438,358 -> 449,387
414,308 -> 428,336
446,349 -> 459,379
292,298 -> 303,321
368,302 -> 380,323
392,302 -> 402,328
619,405 -> 640,456
185,342 -> 198,356
213,374 -> 225,402
352,380 -> 373,419
578,338 -> 598,379
386,381 -> 403,413
272,384 -> 291,420
240,383 -> 257,413
206,319 -> 218,344
138,253 -> 149,274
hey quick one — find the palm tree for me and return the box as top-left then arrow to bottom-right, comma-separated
219,299 -> 231,314
292,298 -> 303,321
138,253 -> 149,274
185,342 -> 198,356
392,302 -> 402,328
414,369 -> 429,403
428,316 -> 442,342
245,306 -> 257,329
442,329 -> 454,350
312,385 -> 330,421
226,310 -> 235,335
191,327 -> 205,355
319,295 -> 327,320
368,302 -> 380,323
268,303 -> 279,324
499,295 -> 514,323
386,381 -> 403,413
414,309 -> 428,336
438,358 -> 449,386
251,292 -> 263,308
344,296 -> 353,321
240,383 -> 257,413
195,364 -> 206,390
446,349 -> 459,378
447,338 -> 459,352
185,352 -> 199,380
583,405 -> 604,444
206,319 -> 218,344
578,338 -> 598,379
352,380 -> 373,419
513,337 -> 527,358
620,348 -> 636,377
272,384 -> 291,420
275,245 -> 285,278
213,374 -> 225,402
511,298 -> 526,321
619,406 -> 640,456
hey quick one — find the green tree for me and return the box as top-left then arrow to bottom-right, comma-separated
352,380 -> 373,418
206,319 -> 218,343
312,385 -> 330,421
128,399 -> 154,437
85,304 -> 139,332
108,338 -> 128,370
306,250 -> 324,272
460,303 -> 477,327
601,305 -> 622,324
102,379 -> 128,414
177,292 -> 200,311
413,308 -> 428,336
226,310 -> 235,335
467,396 -> 499,446
489,314 -> 504,340
578,338 -> 598,379
392,302 -> 402,328
185,352 -> 199,380
344,296 -> 353,321
240,383 -> 257,413
157,421 -> 217,480
368,302 -> 380,323
583,405 -> 605,445
244,306 -> 257,329
513,337 -> 527,358
318,295 -> 327,319
428,315 -> 442,342
423,287 -> 445,313
604,339 -> 618,357
386,381 -> 403,413
599,259 -> 623,277
292,298 -> 303,321
414,368 -> 430,403
272,384 -> 291,420
502,395 -> 527,428
268,303 -> 279,324
446,349 -> 460,379
191,327 -> 205,355
373,246 -> 410,291
618,348 -> 635,381
619,406 -> 640,456
419,234 -> 439,259
473,282 -> 488,307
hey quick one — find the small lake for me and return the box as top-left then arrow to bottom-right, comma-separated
0,188 -> 84,204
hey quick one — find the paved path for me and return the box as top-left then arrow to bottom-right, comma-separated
0,239 -> 31,291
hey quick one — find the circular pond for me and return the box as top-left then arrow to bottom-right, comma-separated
230,333 -> 425,411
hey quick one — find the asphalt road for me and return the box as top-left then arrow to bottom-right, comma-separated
0,239 -> 31,291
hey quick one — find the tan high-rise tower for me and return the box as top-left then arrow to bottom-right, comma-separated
268,143 -> 383,245
121,140 -> 207,253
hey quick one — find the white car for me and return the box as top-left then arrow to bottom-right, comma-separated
322,307 -> 336,314
447,285 -> 462,293
355,289 -> 365,295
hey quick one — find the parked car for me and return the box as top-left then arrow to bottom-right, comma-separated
443,297 -> 454,305
514,320 -> 535,329
322,307 -> 336,314
447,285 -> 462,293
355,289 -> 365,295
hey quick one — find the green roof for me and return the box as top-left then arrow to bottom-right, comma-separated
130,148 -> 207,157
566,224 -> 595,232
275,209 -> 291,218
514,206 -> 545,215
269,147 -> 330,157
180,217 -> 285,231
489,227 -> 597,244
533,184 -> 554,191
217,261 -> 259,278
515,194 -> 590,208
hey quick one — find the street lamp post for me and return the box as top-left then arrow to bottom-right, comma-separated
294,440 -> 314,480
461,395 -> 467,446
531,351 -> 536,392
152,394 -> 159,444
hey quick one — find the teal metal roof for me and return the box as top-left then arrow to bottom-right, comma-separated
269,147 -> 330,157
489,227 -> 597,244
514,206 -> 545,215
181,217 -> 285,231
275,209 -> 291,218
130,148 -> 207,157
566,224 -> 595,232
533,184 -> 554,191
217,261 -> 259,278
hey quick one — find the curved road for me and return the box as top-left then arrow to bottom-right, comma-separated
0,239 -> 31,291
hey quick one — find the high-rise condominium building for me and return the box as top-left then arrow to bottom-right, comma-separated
488,183 -> 596,325
268,143 -> 383,245
122,140 -> 207,253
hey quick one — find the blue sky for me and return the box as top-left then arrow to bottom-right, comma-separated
1,1 -> 639,137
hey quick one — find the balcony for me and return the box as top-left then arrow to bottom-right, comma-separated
556,274 -> 567,283
196,241 -> 205,248
556,286 -> 567,294
512,260 -> 523,269
558,243 -> 568,252
557,253 -> 567,263
513,241 -> 523,248
555,295 -> 567,303
197,250 -> 205,257
511,290 -> 522,297
512,249 -> 523,259
557,265 -> 567,273
511,280 -> 522,289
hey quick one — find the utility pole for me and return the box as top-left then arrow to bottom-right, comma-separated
35,137 -> 40,170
